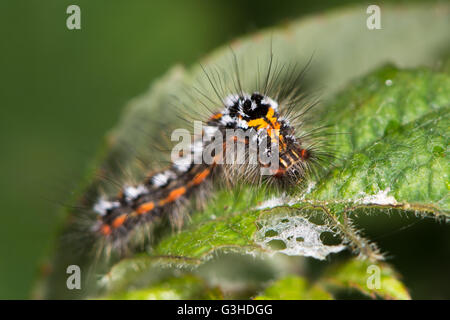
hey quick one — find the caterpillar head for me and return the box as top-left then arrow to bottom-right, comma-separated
207,92 -> 318,185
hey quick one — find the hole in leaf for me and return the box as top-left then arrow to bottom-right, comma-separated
306,214 -> 326,226
296,237 -> 304,242
320,231 -> 341,246
264,229 -> 279,237
267,239 -> 287,250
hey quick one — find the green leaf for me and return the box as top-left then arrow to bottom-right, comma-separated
312,66 -> 449,212
43,3 -> 450,299
322,259 -> 411,300
254,275 -> 332,300
126,66 -> 449,263
98,66 -> 448,294
102,275 -> 222,300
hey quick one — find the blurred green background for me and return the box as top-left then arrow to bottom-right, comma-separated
0,0 -> 448,299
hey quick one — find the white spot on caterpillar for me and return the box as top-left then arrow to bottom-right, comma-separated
237,118 -> 248,129
240,93 -> 251,102
152,170 -> 176,187
93,198 -> 120,215
285,134 -> 295,140
221,115 -> 234,126
123,184 -> 148,201
223,94 -> 239,107
174,156 -> 192,172
262,96 -> 278,110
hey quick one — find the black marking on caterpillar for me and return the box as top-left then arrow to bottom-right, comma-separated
70,50 -> 335,258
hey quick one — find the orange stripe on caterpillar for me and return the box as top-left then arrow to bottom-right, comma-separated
136,201 -> 155,215
112,214 -> 127,229
210,113 -> 222,120
189,168 -> 211,186
158,186 -> 187,206
300,149 -> 309,159
247,117 -> 269,129
266,108 -> 280,129
247,107 -> 286,150
100,224 -> 112,236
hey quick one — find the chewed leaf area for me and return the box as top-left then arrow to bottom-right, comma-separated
255,214 -> 346,260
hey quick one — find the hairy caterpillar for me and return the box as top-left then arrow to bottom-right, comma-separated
70,50 -> 334,258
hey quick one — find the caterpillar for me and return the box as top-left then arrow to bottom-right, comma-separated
73,51 -> 334,258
